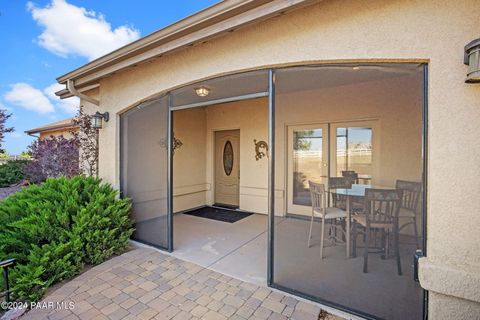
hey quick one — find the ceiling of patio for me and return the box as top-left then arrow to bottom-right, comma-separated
276,63 -> 422,94
170,63 -> 422,108
171,70 -> 269,107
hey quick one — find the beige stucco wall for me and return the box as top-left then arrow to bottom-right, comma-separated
172,98 -> 269,214
205,99 -> 269,213
172,107 -> 208,212
84,0 -> 480,317
38,127 -> 78,140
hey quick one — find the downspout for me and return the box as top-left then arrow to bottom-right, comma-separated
66,79 -> 99,106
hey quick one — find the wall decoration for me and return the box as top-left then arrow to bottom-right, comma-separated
172,136 -> 183,153
254,139 -> 269,160
159,133 -> 183,154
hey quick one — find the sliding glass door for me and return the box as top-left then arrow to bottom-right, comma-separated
332,121 -> 378,185
287,124 -> 329,216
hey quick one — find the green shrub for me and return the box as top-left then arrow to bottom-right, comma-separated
0,160 -> 27,187
0,176 -> 133,302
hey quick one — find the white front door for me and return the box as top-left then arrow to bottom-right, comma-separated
287,124 -> 329,216
215,130 -> 240,207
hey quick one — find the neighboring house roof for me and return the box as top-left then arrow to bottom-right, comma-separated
56,0 -> 316,98
25,118 -> 78,136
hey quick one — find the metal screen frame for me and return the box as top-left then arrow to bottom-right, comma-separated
266,63 -> 429,320
119,62 -> 428,319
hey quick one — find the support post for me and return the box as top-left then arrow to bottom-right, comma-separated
167,93 -> 174,252
267,69 -> 275,286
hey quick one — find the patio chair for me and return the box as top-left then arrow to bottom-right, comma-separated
328,177 -> 352,210
307,181 -> 347,259
352,188 -> 403,275
396,180 -> 422,248
342,170 -> 359,184
329,177 -> 364,212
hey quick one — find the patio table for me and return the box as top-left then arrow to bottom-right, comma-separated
358,174 -> 372,184
330,184 -> 394,259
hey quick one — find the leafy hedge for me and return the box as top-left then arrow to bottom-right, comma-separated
0,176 -> 133,302
0,160 -> 27,187
23,136 -> 79,184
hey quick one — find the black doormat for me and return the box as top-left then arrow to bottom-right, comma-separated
213,203 -> 239,210
183,206 -> 253,223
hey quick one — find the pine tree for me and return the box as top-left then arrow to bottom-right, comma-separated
0,108 -> 14,152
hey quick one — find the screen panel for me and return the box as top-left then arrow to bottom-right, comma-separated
272,64 -> 425,319
171,70 -> 269,108
120,96 -> 170,249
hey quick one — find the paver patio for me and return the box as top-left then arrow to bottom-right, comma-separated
22,246 -> 340,320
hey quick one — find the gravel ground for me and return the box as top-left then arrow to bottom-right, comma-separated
0,185 -> 21,200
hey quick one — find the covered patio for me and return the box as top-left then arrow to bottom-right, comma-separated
171,211 -> 420,320
120,63 -> 426,320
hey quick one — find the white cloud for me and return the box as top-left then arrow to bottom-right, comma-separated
44,83 -> 79,114
4,83 -> 55,114
10,133 -> 23,139
28,0 -> 140,61
4,82 -> 79,116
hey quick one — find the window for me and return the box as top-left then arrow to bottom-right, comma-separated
336,127 -> 372,183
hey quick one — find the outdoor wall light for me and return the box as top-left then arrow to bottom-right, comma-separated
464,38 -> 480,83
91,111 -> 109,129
195,86 -> 210,97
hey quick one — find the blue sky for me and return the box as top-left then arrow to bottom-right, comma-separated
0,0 -> 218,154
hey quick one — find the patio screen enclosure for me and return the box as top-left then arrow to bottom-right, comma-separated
120,63 -> 427,320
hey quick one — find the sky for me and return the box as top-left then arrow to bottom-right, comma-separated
0,0 -> 219,154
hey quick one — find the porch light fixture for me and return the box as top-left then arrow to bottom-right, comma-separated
91,111 -> 109,129
195,86 -> 210,97
464,38 -> 480,83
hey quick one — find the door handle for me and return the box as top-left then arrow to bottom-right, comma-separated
413,249 -> 423,282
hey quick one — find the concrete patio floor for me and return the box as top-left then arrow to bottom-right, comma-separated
171,212 -> 423,320
172,212 -> 269,286
22,247 -> 339,320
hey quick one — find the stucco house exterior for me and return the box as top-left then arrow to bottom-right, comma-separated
25,117 -> 78,140
54,1 -> 480,319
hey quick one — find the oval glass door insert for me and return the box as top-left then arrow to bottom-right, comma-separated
223,141 -> 233,176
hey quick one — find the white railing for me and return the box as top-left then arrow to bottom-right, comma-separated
0,156 -> 31,165
294,149 -> 372,158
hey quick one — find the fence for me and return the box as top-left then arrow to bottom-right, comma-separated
0,156 -> 30,166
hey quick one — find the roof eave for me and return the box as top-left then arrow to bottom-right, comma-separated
25,119 -> 79,135
56,0 -> 317,89
56,0 -> 272,84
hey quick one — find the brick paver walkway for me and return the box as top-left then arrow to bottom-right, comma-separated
22,247 -> 339,320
